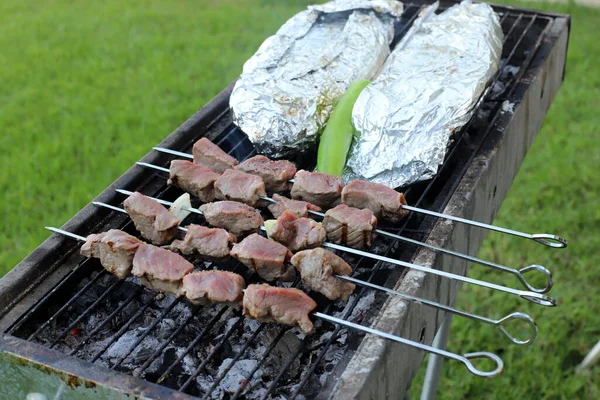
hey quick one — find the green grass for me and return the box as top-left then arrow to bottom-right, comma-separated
0,0 -> 598,398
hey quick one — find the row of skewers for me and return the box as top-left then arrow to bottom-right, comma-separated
47,137 -> 566,377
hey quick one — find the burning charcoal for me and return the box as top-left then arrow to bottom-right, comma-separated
348,291 -> 376,323
218,359 -> 263,394
196,375 -> 224,399
192,137 -> 239,173
290,170 -> 344,208
262,330 -> 302,378
235,155 -> 297,192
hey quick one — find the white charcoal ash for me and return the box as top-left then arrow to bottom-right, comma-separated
218,358 -> 263,394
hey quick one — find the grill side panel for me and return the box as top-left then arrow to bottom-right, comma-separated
329,17 -> 570,400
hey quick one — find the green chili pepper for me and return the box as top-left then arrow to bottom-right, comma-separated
316,79 -> 370,176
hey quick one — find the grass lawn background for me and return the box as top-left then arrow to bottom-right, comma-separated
0,0 -> 598,398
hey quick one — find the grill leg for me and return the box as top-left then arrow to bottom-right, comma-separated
420,314 -> 453,400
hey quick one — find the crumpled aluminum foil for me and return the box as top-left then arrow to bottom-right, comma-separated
230,0 -> 403,158
345,0 -> 503,188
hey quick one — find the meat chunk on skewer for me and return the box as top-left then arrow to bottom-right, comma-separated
132,243 -> 194,295
80,230 -> 142,279
214,169 -> 267,207
267,194 -> 322,219
123,191 -> 180,245
192,138 -> 239,173
199,201 -> 263,237
235,155 -> 297,192
291,248 -> 355,302
243,284 -> 317,335
168,160 -> 220,203
166,224 -> 236,260
290,170 -> 344,208
267,211 -> 326,252
230,234 -> 295,281
322,204 -> 377,249
182,270 -> 245,308
341,180 -> 409,223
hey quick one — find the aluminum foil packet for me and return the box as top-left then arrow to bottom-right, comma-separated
230,0 -> 404,158
345,0 -> 503,188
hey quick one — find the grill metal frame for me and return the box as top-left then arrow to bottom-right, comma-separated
0,2 -> 570,399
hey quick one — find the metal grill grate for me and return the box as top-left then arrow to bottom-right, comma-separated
3,3 -> 556,399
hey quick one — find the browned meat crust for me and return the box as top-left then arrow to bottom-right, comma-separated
291,248 -> 355,301
123,191 -> 180,245
243,284 -> 317,335
192,138 -> 239,173
322,204 -> 377,249
230,234 -> 295,281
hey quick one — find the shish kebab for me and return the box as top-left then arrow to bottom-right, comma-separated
98,190 -> 557,307
153,138 -> 567,248
137,159 -> 552,294
45,227 -> 510,377
45,226 -> 536,346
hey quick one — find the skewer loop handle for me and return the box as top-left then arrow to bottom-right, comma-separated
519,291 -> 557,307
517,264 -> 553,294
462,352 -> 504,377
531,234 -> 567,248
496,312 -> 537,346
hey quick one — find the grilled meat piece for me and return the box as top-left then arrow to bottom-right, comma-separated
230,234 -> 295,281
268,211 -> 326,252
199,201 -> 263,237
192,138 -> 239,173
291,248 -> 355,302
214,169 -> 267,206
341,180 -> 409,223
290,170 -> 344,208
243,284 -> 317,335
267,194 -> 322,219
80,230 -> 142,279
235,155 -> 297,192
132,243 -> 194,295
123,191 -> 180,245
182,270 -> 245,307
168,160 -> 220,203
322,204 -> 377,249
166,224 -> 236,260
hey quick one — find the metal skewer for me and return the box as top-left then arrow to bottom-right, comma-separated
45,226 -> 536,346
110,190 -> 557,307
150,146 -> 567,249
46,228 -> 503,378
137,161 -> 553,294
339,275 -> 536,345
314,312 -> 503,377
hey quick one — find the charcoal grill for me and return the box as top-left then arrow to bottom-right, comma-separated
0,1 -> 570,399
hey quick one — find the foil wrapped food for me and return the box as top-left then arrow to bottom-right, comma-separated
229,0 -> 404,158
345,0 -> 503,188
